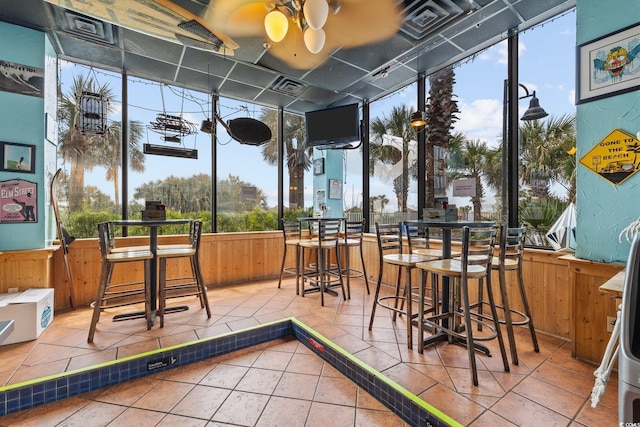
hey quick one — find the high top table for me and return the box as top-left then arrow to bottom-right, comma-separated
110,218 -> 191,325
404,220 -> 496,352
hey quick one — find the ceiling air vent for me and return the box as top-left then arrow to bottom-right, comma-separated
60,10 -> 115,45
270,77 -> 306,97
400,0 -> 465,41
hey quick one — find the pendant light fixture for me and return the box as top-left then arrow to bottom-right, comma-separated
264,0 -> 334,54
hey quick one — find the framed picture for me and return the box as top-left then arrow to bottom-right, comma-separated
328,179 -> 342,200
0,142 -> 36,173
313,157 -> 324,175
0,179 -> 38,223
577,22 -> 640,104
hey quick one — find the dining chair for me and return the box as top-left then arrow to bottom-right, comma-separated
472,225 -> 539,365
298,219 -> 345,306
415,225 -> 510,386
337,219 -> 370,299
88,222 -> 154,343
156,220 -> 211,327
368,223 -> 437,349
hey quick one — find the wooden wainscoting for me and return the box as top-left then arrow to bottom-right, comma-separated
0,248 -> 56,293
41,230 -> 623,364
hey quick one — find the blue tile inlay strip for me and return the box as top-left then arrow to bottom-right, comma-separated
0,317 -> 457,426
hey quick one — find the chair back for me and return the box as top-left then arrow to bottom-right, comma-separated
189,220 -> 203,252
461,226 -> 497,276
317,219 -> 342,246
97,222 -> 113,258
282,219 -> 302,240
498,225 -> 526,267
406,223 -> 434,253
343,220 -> 365,243
375,223 -> 403,262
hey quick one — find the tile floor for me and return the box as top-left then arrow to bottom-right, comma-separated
0,276 -> 619,426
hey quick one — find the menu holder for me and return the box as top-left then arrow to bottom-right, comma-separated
142,201 -> 166,221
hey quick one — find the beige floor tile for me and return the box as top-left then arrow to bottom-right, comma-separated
273,372 -> 319,400
211,390 -> 270,426
313,376 -> 357,407
132,379 -> 194,412
109,407 -> 166,426
255,396 -> 312,427
305,402 -> 356,427
491,391 -> 571,426
170,384 -> 231,419
55,400 -> 126,427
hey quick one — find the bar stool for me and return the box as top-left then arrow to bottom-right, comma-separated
473,225 -> 539,365
415,225 -> 509,386
156,220 -> 211,327
368,223 -> 437,349
299,219 -> 345,306
277,219 -> 312,294
337,219 -> 370,299
88,222 -> 154,343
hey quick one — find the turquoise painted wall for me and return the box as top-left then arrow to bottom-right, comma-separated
0,22 -> 53,250
312,148 -> 344,217
575,0 -> 640,262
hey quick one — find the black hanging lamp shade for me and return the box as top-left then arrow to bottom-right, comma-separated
410,110 -> 426,127
520,92 -> 548,121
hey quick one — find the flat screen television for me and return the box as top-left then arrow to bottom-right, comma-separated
305,103 -> 360,148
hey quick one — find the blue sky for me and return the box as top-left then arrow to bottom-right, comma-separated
64,9 -> 577,212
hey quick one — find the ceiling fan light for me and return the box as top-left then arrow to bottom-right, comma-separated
304,0 -> 329,30
304,27 -> 325,53
264,9 -> 289,43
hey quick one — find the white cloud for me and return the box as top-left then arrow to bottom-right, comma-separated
454,98 -> 503,145
496,40 -> 527,65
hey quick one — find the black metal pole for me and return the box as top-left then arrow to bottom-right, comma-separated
211,94 -> 218,233
417,74 -> 426,220
501,78 -> 508,223
121,72 -> 129,235
277,107 -> 284,228
507,31 -> 519,228
362,101 -> 370,231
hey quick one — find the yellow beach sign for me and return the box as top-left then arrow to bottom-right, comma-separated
579,129 -> 640,185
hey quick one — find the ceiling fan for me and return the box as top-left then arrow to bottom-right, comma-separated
202,0 -> 404,69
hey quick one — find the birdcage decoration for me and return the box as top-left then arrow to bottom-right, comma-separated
78,91 -> 108,135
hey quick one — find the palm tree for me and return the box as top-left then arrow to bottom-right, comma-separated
520,114 -> 576,201
259,109 -> 311,210
98,120 -> 145,212
425,66 -> 459,208
58,75 -> 117,211
448,136 -> 495,220
370,105 -> 417,212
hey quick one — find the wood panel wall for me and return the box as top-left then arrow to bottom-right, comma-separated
2,231 -> 623,364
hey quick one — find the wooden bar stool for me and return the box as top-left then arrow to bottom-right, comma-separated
473,225 -> 539,365
277,219 -> 313,294
416,225 -> 510,386
299,219 -> 345,306
88,222 -> 154,343
337,219 -> 370,299
156,220 -> 211,327
368,223 -> 437,349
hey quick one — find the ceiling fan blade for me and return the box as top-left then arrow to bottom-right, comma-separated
203,0 -> 270,37
323,0 -> 403,48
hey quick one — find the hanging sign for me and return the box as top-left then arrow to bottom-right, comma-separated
0,179 -> 38,223
579,129 -> 640,185
452,178 -> 476,197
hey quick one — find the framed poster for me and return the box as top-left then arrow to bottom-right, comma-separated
313,158 -> 324,175
0,142 -> 36,173
577,22 -> 640,104
329,179 -> 342,199
0,179 -> 38,223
